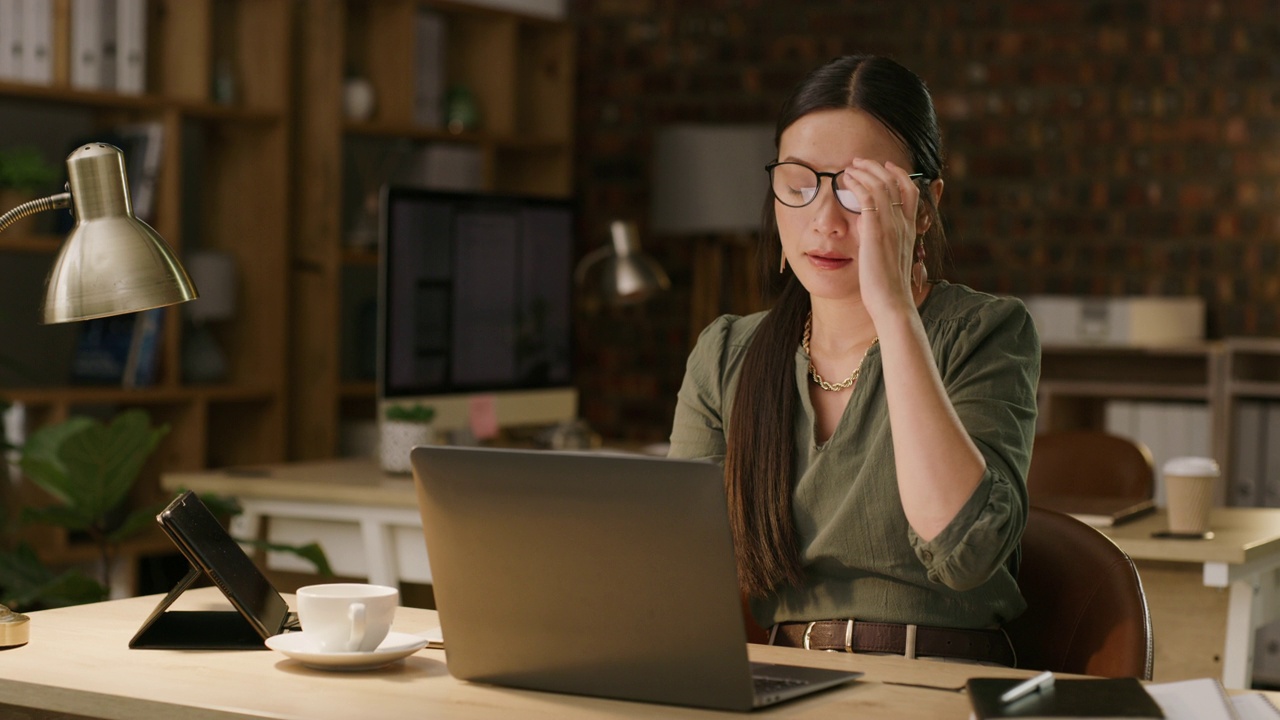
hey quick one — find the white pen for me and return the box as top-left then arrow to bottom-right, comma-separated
999,670 -> 1055,703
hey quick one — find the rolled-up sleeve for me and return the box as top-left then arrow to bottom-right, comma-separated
907,298 -> 1041,590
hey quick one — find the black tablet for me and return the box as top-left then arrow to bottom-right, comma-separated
130,491 -> 294,649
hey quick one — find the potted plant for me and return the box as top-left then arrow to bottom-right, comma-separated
0,146 -> 59,236
380,404 -> 436,474
0,409 -> 166,608
0,409 -> 333,610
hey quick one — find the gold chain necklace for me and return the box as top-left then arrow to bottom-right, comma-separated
802,311 -> 879,392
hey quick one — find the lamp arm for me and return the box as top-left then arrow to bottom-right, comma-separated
573,245 -> 614,286
0,192 -> 71,234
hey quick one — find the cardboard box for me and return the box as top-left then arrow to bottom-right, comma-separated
1023,296 -> 1206,347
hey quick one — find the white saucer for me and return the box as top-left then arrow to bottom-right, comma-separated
265,631 -> 430,671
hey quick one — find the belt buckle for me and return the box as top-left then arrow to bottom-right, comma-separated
803,620 -> 857,653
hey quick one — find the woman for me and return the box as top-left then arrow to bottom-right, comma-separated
668,55 -> 1040,665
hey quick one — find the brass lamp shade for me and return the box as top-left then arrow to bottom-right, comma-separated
41,143 -> 197,324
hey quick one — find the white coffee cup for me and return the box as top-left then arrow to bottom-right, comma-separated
297,583 -> 399,653
1163,456 -> 1219,535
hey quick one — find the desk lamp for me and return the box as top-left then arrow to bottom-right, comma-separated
0,142 -> 197,323
574,220 -> 670,305
0,142 -> 199,645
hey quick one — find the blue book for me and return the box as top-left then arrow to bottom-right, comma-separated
70,314 -> 135,385
122,308 -> 164,388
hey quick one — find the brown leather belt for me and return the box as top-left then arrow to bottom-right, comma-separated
770,620 -> 1015,666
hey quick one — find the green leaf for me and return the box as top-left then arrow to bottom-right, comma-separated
237,538 -> 334,577
106,500 -> 170,544
0,543 -> 51,590
18,416 -> 96,505
55,410 -> 168,519
21,503 -> 94,531
384,404 -> 435,423
0,544 -> 106,610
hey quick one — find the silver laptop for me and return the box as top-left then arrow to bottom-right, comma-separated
411,445 -> 861,712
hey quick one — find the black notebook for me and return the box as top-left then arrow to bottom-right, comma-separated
1032,496 -> 1156,528
966,677 -> 1164,719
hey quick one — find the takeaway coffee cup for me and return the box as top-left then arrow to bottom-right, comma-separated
1163,456 -> 1219,535
297,583 -> 399,653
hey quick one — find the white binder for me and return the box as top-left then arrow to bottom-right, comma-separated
0,0 -> 19,81
21,0 -> 54,85
114,0 -> 145,94
70,0 -> 103,90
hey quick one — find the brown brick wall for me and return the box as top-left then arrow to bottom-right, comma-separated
570,0 -> 1280,442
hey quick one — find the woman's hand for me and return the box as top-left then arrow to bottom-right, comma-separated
842,158 -> 921,319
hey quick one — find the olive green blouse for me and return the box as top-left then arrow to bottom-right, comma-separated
668,281 -> 1041,630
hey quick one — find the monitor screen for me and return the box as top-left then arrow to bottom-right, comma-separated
378,186 -> 576,430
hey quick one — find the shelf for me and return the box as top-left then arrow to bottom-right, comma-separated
344,119 -> 568,150
1,384 -> 277,406
1038,338 -> 1280,508
289,0 -> 576,459
341,248 -> 379,266
0,0 -> 293,470
1040,344 -> 1216,387
1038,343 -> 1223,358
0,81 -> 283,125
1038,380 -> 1211,402
1225,381 -> 1280,400
0,0 -> 294,592
340,381 -> 377,399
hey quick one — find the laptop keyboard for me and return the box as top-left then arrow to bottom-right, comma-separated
753,674 -> 811,695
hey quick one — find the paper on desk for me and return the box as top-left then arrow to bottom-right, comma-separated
1145,677 -> 1280,720
1233,692 -> 1280,719
420,627 -> 444,649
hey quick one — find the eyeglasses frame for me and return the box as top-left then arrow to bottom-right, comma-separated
764,161 -> 928,213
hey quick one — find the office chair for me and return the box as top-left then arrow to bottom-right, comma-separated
1026,430 -> 1155,500
1005,506 -> 1154,679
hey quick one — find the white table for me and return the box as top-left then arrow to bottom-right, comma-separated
1099,507 -> 1280,688
163,459 -> 428,587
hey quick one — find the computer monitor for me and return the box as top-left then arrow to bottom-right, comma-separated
377,186 -> 577,434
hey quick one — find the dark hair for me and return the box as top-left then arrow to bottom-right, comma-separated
724,55 -> 947,597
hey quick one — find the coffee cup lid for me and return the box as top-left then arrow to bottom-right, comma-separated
1163,456 -> 1219,476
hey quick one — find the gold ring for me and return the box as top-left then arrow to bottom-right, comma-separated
864,207 -> 879,212
891,202 -> 903,207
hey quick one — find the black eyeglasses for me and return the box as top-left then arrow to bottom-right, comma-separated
765,161 -> 926,213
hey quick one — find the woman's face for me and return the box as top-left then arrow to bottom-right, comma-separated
774,107 -> 918,302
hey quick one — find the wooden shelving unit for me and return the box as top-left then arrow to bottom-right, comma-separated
0,0 -> 294,568
290,0 -> 576,459
1037,338 -> 1280,505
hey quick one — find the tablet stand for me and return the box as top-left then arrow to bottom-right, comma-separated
129,564 -> 295,650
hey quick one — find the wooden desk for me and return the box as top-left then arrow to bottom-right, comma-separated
1099,507 -> 1280,689
0,587 -> 1034,719
169,461 -> 1280,690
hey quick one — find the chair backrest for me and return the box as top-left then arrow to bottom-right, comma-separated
1026,430 -> 1155,500
1005,506 -> 1153,679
